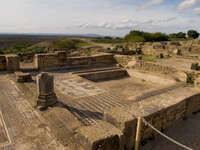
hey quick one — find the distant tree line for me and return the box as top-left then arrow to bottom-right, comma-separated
124,30 -> 199,42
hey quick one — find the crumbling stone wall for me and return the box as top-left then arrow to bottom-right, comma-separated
0,55 -> 20,72
133,60 -> 177,74
0,55 -> 6,71
114,55 -> 134,67
34,52 -> 116,70
34,51 -> 66,70
6,55 -> 20,72
67,54 -> 116,67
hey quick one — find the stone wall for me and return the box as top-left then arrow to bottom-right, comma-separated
0,55 -> 20,72
0,55 -> 6,71
133,60 -> 177,74
114,55 -> 133,67
104,87 -> 200,150
6,55 -> 20,72
34,52 -> 117,70
67,54 -> 116,67
34,51 -> 66,70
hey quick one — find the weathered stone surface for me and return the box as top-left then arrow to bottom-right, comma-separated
36,73 -> 57,107
0,55 -> 6,71
6,55 -> 20,71
177,49 -> 182,56
128,87 -> 200,141
191,63 -> 199,70
104,107 -> 137,150
75,121 -> 122,150
15,72 -> 32,82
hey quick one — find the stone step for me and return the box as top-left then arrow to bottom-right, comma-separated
72,66 -> 121,74
78,69 -> 129,82
63,92 -> 126,126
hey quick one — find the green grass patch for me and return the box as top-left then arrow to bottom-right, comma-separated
143,57 -> 157,62
53,39 -> 89,49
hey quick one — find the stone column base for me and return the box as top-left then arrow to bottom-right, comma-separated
37,93 -> 57,107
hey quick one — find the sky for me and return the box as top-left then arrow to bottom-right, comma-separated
0,0 -> 200,36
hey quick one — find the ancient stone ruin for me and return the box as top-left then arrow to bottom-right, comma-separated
15,72 -> 32,82
36,72 -> 57,108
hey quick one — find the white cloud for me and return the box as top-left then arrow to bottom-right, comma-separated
140,0 -> 165,9
193,7 -> 200,14
177,0 -> 197,10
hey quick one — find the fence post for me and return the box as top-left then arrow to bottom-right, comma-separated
135,117 -> 142,150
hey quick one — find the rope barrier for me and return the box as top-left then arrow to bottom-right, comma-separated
141,117 -> 194,150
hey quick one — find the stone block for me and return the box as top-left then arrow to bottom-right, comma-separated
75,121 -> 122,150
15,72 -> 32,82
104,107 -> 137,150
6,55 -> 20,72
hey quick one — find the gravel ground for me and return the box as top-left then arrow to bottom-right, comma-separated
142,113 -> 200,150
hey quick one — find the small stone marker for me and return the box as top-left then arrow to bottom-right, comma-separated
15,72 -> 32,82
36,72 -> 57,108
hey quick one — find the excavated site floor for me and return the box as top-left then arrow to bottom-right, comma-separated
0,70 -> 199,150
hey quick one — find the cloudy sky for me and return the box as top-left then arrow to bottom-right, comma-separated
0,0 -> 200,36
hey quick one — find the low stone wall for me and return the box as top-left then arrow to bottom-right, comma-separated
67,54 -> 116,67
114,55 -> 134,67
6,55 -> 20,72
133,60 -> 177,74
104,87 -> 200,150
0,55 -> 20,72
34,51 -> 66,70
0,55 -> 6,71
34,52 -> 117,70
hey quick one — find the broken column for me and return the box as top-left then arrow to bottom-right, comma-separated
36,72 -> 57,108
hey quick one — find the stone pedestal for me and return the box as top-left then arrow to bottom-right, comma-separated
36,73 -> 57,108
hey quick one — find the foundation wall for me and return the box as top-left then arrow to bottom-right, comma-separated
34,52 -> 117,70
0,55 -> 20,72
67,54 -> 116,67
34,51 -> 66,70
133,60 -> 177,74
104,91 -> 200,150
114,55 -> 133,67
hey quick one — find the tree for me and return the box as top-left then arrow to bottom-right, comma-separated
187,30 -> 199,39
169,32 -> 186,39
176,32 -> 186,38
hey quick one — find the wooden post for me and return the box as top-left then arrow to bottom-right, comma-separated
135,117 -> 142,150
